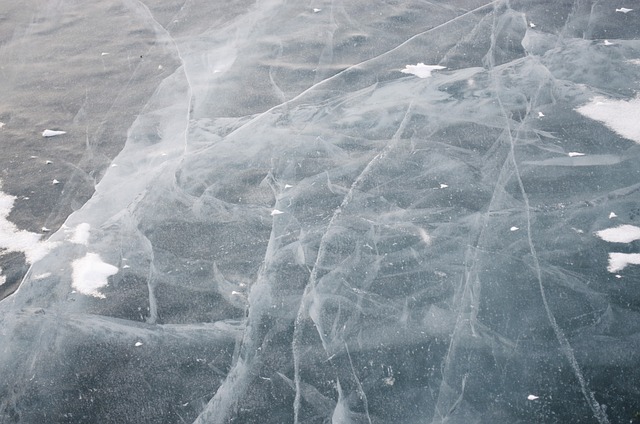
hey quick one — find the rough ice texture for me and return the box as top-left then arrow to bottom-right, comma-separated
1,1 -> 639,424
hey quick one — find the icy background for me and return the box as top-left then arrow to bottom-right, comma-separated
1,1 -> 640,423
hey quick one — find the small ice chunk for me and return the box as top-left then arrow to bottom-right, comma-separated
527,395 -> 539,401
607,253 -> 640,273
313,8 -> 321,13
101,52 -> 110,56
0,122 -> 4,128
70,223 -> 91,245
439,183 -> 448,189
609,212 -> 617,219
71,252 -> 119,298
41,227 -> 50,232
615,274 -> 622,279
42,129 -> 66,137
52,179 -> 60,185
134,342 -> 143,347
616,8 -> 633,13
33,272 -> 51,280
568,152 -> 585,157
45,160 -> 53,164
123,264 -> 130,269
538,111 -> 544,117
604,40 -> 614,46
400,63 -> 446,78
158,65 -> 163,70
271,209 -> 284,216
596,225 -> 640,243
529,22 -> 536,28
510,226 -> 519,231
284,184 -> 293,189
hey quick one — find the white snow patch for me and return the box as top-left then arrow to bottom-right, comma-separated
0,122 -> 5,129
33,272 -> 51,280
400,63 -> 446,78
0,184 -> 55,263
313,8 -> 321,13
529,22 -> 536,28
439,183 -> 448,189
271,209 -> 284,216
418,227 -> 432,245
607,253 -> 640,273
596,225 -> 640,243
576,96 -> 640,143
101,52 -> 110,56
42,129 -> 66,137
134,341 -> 143,347
609,212 -> 618,219
52,179 -> 60,185
603,40 -> 615,46
70,223 -> 91,245
537,111 -> 544,117
616,8 -> 633,13
615,274 -> 622,279
71,253 -> 118,298
629,59 -> 640,66
510,226 -> 519,231
568,152 -> 585,157
0,269 -> 4,286
284,184 -> 293,189
527,395 -> 539,401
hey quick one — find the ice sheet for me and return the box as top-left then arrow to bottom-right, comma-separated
1,1 -> 639,423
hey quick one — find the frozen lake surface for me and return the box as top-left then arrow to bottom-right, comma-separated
1,1 -> 639,423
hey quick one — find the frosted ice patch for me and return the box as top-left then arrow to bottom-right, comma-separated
400,63 -> 446,78
616,8 -> 633,13
609,212 -> 617,219
271,209 -> 284,216
527,395 -> 539,401
42,129 -> 66,137
0,184 -> 55,263
596,225 -> 640,243
607,253 -> 640,273
576,96 -> 640,143
70,223 -> 91,245
71,253 -> 118,299
568,152 -> 585,157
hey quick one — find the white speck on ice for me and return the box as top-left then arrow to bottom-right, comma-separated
596,225 -> 640,243
42,129 -> 66,137
271,209 -> 284,216
615,274 -> 622,278
527,395 -> 539,401
0,271 -> 4,286
603,40 -> 614,46
45,160 -> 53,164
0,122 -> 4,129
609,212 -> 617,219
158,65 -> 163,70
572,227 -> 584,234
52,179 -> 60,185
439,183 -> 448,189
33,272 -> 51,280
41,227 -> 50,232
418,227 -> 432,245
576,96 -> 640,144
101,52 -> 109,56
616,8 -> 633,13
313,8 -> 321,13
134,342 -> 143,347
0,183 -> 56,264
529,22 -> 536,28
607,253 -> 640,273
538,111 -> 544,117
510,226 -> 519,231
123,264 -> 130,269
284,184 -> 293,189
70,223 -> 91,245
628,59 -> 640,66
568,152 -> 585,157
71,252 -> 118,298
400,63 -> 446,78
